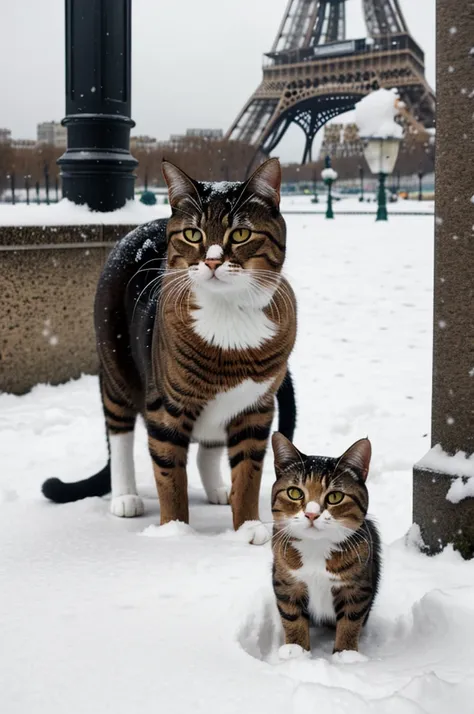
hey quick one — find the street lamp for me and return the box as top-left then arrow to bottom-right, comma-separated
358,165 -> 364,202
361,137 -> 401,220
418,171 -> 424,201
355,88 -> 404,221
311,168 -> 319,203
321,156 -> 337,219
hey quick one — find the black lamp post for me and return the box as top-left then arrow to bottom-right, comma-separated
358,165 -> 364,202
57,0 -> 138,211
35,181 -> 40,205
321,156 -> 337,219
418,171 -> 424,201
7,173 -> 15,205
311,168 -> 319,203
44,163 -> 50,206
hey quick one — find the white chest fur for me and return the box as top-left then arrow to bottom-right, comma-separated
291,540 -> 341,624
192,378 -> 274,443
190,290 -> 276,350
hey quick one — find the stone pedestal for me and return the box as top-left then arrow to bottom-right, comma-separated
413,0 -> 474,556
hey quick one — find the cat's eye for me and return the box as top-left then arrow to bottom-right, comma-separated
287,487 -> 304,501
183,228 -> 203,244
230,228 -> 251,243
327,491 -> 344,505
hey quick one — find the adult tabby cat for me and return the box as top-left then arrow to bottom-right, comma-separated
271,433 -> 381,656
42,159 -> 297,544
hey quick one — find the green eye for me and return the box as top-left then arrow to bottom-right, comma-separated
183,228 -> 203,243
327,491 -> 344,505
230,228 -> 251,243
287,487 -> 304,501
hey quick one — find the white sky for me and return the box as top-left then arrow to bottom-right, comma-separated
0,0 -> 435,162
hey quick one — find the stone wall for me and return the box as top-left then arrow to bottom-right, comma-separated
0,224 -> 137,394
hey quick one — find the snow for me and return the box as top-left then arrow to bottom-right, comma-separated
417,444 -> 474,479
0,197 -> 170,226
280,195 -> 435,215
321,167 -> 338,182
0,195 -> 434,228
2,213 -> 474,713
416,445 -> 474,503
354,88 -> 404,139
447,478 -> 474,504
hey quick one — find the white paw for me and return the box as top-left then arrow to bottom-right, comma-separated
279,644 -> 311,661
238,520 -> 271,546
206,485 -> 230,505
110,494 -> 144,518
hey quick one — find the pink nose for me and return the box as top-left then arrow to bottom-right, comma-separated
305,512 -> 319,522
204,259 -> 222,271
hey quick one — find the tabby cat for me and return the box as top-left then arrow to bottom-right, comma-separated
271,432 -> 381,657
42,159 -> 297,544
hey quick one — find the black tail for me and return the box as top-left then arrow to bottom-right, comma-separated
42,463 -> 111,504
276,369 -> 297,442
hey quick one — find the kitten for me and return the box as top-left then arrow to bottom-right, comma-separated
271,432 -> 381,657
42,159 -> 297,545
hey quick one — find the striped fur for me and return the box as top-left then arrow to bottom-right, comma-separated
42,160 -> 297,540
271,434 -> 381,655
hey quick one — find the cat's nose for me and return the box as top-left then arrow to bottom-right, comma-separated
204,259 -> 222,272
305,512 -> 319,522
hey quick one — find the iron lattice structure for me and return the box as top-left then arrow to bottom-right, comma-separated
226,0 -> 435,166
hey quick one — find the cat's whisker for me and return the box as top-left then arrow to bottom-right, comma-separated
127,256 -> 169,290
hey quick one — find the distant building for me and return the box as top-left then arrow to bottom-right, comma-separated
130,135 -> 157,151
319,123 -> 363,160
37,121 -> 67,148
185,129 -> 223,140
12,139 -> 36,150
160,129 -> 224,152
0,128 -> 12,144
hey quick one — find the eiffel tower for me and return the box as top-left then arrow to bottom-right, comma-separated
226,0 -> 435,165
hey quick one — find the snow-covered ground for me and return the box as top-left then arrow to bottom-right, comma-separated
0,195 -> 433,226
2,213 -> 474,714
281,194 -> 435,214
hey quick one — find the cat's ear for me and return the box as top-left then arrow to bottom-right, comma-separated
162,161 -> 201,210
245,158 -> 281,207
337,438 -> 372,481
272,432 -> 304,476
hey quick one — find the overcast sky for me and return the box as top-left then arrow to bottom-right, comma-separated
0,0 -> 435,162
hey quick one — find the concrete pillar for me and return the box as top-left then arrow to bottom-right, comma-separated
413,0 -> 474,557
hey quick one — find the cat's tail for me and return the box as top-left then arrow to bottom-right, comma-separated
41,462 -> 111,503
276,369 -> 297,442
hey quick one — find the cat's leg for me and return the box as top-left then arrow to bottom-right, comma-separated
277,602 -> 311,659
146,398 -> 192,525
273,564 -> 310,658
226,399 -> 274,544
332,586 -> 372,653
197,444 -> 229,505
101,380 -> 142,518
333,616 -> 363,654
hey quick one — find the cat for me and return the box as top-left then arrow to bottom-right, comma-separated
270,432 -> 381,657
42,158 -> 297,545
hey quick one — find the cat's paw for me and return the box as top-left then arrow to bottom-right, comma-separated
110,495 -> 144,518
238,520 -> 271,546
206,485 -> 230,505
278,644 -> 311,661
